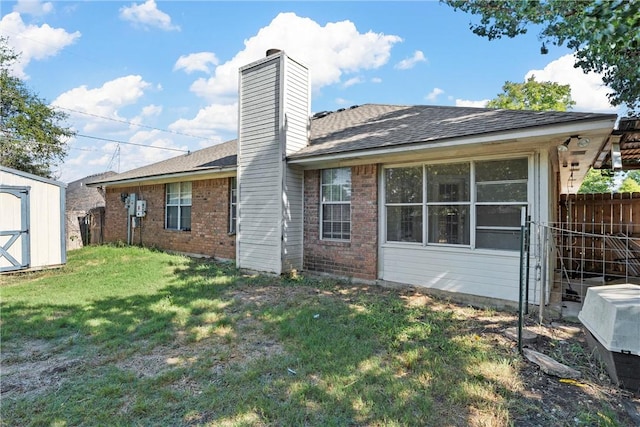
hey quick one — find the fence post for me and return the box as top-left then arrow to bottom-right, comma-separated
518,207 -> 529,354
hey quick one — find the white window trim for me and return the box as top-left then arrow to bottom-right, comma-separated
382,155 -> 532,251
165,182 -> 192,231
320,168 -> 351,241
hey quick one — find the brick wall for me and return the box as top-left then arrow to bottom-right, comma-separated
104,178 -> 236,260
303,164 -> 378,280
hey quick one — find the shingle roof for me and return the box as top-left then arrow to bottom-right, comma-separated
88,139 -> 237,185
293,104 -> 616,159
90,104 -> 616,185
66,171 -> 116,211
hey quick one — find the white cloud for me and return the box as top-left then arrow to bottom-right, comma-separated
130,104 -> 163,126
52,75 -> 151,132
13,0 -> 53,16
343,76 -> 363,88
141,104 -> 162,117
525,54 -> 615,112
455,99 -> 489,108
0,12 -> 80,79
169,103 -> 238,137
335,97 -> 350,106
119,0 -> 180,31
127,130 -> 189,166
425,87 -> 444,102
174,52 -> 219,74
370,77 -> 382,84
394,50 -> 426,70
189,12 -> 401,101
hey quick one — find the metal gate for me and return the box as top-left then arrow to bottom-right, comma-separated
0,186 -> 30,272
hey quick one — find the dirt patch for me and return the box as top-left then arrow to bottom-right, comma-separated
0,339 -> 85,397
400,289 -> 640,426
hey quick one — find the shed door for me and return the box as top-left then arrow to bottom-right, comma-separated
0,186 -> 30,272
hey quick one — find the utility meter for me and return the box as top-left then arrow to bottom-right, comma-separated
136,200 -> 147,217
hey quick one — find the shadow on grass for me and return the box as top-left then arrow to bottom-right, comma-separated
1,250 -> 622,426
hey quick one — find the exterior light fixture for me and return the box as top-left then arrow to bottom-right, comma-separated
557,138 -> 570,152
577,137 -> 590,148
540,43 -> 548,55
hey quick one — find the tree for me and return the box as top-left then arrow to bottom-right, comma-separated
618,171 -> 640,192
618,176 -> 640,192
0,37 -> 74,178
578,168 -> 614,193
443,0 -> 640,114
487,76 -> 575,111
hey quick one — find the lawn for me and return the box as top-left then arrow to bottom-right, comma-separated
0,246 -> 633,426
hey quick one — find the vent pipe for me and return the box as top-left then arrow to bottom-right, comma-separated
266,48 -> 281,57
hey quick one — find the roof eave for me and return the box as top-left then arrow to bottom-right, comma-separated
86,165 -> 237,188
289,116 -> 617,166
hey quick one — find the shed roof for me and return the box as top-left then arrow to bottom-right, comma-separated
89,104 -> 616,186
0,166 -> 67,188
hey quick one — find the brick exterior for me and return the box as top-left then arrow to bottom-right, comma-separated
303,165 -> 378,280
104,178 -> 236,260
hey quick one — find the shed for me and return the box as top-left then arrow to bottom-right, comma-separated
0,166 -> 67,273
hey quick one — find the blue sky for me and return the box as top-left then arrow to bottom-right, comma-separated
1,0 -> 621,182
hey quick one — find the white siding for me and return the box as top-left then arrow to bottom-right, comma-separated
237,52 -> 309,274
382,246 -> 522,301
238,57 -> 282,274
378,150 -> 549,305
281,55 -> 309,270
283,165 -> 304,270
0,168 -> 65,270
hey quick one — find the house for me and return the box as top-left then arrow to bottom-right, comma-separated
66,171 -> 116,250
88,50 -> 618,306
0,166 -> 67,273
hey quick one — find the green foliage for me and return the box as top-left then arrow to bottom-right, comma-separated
578,168 -> 614,193
627,170 -> 640,185
443,0 -> 640,113
618,175 -> 640,192
487,76 -> 575,111
0,37 -> 75,178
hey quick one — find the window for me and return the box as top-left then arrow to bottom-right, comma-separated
166,182 -> 191,231
385,167 -> 422,242
229,177 -> 237,234
385,158 -> 528,250
475,158 -> 528,250
426,163 -> 470,245
321,168 -> 351,240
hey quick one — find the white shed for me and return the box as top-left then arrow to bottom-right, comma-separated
0,166 -> 67,273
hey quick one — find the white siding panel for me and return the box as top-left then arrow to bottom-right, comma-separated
237,52 -> 309,274
382,246 -> 522,302
283,56 -> 309,156
238,56 -> 283,274
283,166 -> 303,270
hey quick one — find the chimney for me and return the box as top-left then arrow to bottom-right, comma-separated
236,51 -> 310,275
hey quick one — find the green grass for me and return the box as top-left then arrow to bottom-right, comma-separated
0,246 -> 626,426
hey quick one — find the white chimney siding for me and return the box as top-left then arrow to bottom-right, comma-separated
237,51 -> 310,274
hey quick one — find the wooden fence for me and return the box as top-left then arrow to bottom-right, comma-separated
556,192 -> 640,278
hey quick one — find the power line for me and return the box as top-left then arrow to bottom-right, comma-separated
75,133 -> 190,153
58,106 -> 218,142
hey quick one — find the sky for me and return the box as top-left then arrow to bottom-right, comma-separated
1,0 -> 622,183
